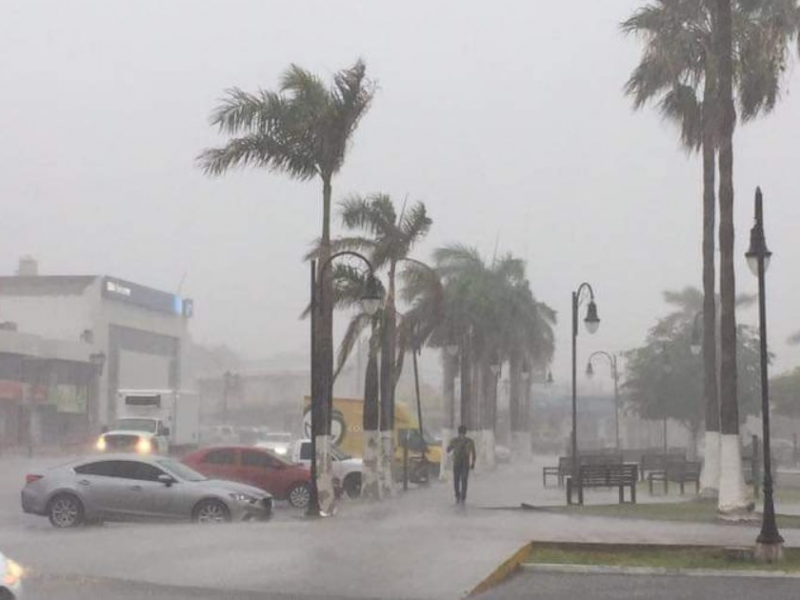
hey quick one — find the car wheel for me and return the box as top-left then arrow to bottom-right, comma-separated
192,499 -> 231,524
343,473 -> 362,499
47,493 -> 85,528
0,588 -> 14,600
287,482 -> 311,508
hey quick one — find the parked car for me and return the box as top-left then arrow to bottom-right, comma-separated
183,446 -> 312,508
200,425 -> 239,446
0,552 -> 23,599
21,454 -> 272,528
292,439 -> 363,498
255,432 -> 294,457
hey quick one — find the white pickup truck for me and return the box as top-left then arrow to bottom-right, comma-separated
291,439 -> 363,498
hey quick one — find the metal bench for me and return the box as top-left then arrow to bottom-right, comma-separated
543,456 -> 572,487
566,463 -> 638,505
648,460 -> 701,495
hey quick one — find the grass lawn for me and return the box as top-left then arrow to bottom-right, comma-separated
526,542 -> 800,572
554,499 -> 800,528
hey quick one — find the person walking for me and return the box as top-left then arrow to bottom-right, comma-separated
447,425 -> 476,505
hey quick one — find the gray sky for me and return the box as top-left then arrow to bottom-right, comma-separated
2,0 -> 799,386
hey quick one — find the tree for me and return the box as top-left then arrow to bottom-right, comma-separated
625,298 -> 762,453
771,368 -> 800,418
335,194 -> 432,495
429,245 -> 556,467
622,0 -> 799,508
198,60 -> 375,515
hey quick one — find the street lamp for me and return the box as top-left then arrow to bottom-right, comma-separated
746,187 -> 783,562
585,351 -> 621,450
309,251 -> 382,517
571,282 -> 600,482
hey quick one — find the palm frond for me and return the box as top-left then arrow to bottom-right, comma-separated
197,132 -> 318,179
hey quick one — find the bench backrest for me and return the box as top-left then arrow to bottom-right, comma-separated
578,463 -> 638,485
579,453 -> 623,466
641,454 -> 687,470
665,460 -> 701,479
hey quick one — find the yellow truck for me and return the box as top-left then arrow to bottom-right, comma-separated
302,396 -> 442,478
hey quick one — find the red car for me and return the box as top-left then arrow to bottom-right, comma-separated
183,446 -> 312,508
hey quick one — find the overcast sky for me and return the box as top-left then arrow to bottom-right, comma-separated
2,1 -> 799,387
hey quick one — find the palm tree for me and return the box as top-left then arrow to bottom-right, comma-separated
429,245 -> 556,467
335,194 -> 432,495
198,60 -> 375,514
623,0 -> 799,508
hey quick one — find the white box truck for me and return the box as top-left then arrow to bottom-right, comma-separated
95,389 -> 200,455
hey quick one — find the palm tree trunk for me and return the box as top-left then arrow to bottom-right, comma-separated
508,355 -> 524,460
716,0 -> 747,514
480,358 -> 497,470
700,72 -> 721,498
361,343 -> 381,500
379,267 -> 397,497
439,351 -> 456,482
316,174 -> 336,514
460,332 -> 472,432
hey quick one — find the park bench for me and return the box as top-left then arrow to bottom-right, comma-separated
543,453 -> 623,487
648,460 -> 701,495
639,452 -> 686,482
566,463 -> 638,505
542,456 -> 572,487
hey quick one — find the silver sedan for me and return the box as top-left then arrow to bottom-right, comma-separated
21,454 -> 272,528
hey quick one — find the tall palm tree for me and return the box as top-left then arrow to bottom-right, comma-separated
429,245 -> 556,467
623,0 -> 798,506
335,194 -> 432,495
198,60 -> 375,514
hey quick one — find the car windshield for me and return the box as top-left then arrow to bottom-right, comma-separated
156,459 -> 207,482
331,447 -> 351,460
114,418 -> 157,433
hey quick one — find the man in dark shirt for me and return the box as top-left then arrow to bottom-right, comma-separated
447,425 -> 476,504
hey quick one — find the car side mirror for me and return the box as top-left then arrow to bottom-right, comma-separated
158,474 -> 175,487
162,427 -> 171,437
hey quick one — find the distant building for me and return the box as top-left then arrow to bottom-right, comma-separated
0,260 -> 193,432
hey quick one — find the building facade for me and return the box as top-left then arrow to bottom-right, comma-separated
0,272 -> 193,432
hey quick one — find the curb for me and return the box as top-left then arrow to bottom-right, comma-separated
468,543 -> 531,597
521,562 -> 800,579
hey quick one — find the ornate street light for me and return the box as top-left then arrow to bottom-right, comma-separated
746,187 -> 783,562
586,350 -> 621,449
570,282 -> 600,491
309,251 -> 383,517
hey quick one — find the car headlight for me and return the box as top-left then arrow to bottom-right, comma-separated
274,446 -> 288,455
4,558 -> 23,587
229,493 -> 256,503
135,437 -> 153,454
95,437 -> 107,451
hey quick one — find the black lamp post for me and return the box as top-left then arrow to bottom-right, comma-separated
586,351 -> 620,450
746,187 -> 783,561
571,283 -> 600,479
309,251 -> 382,517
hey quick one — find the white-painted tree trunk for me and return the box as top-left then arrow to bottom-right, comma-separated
512,431 -> 532,462
699,430 -> 720,498
468,430 -> 482,469
480,429 -> 496,470
315,434 -> 336,515
379,430 -> 395,497
439,428 -> 453,482
361,429 -> 381,501
718,434 -> 748,513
